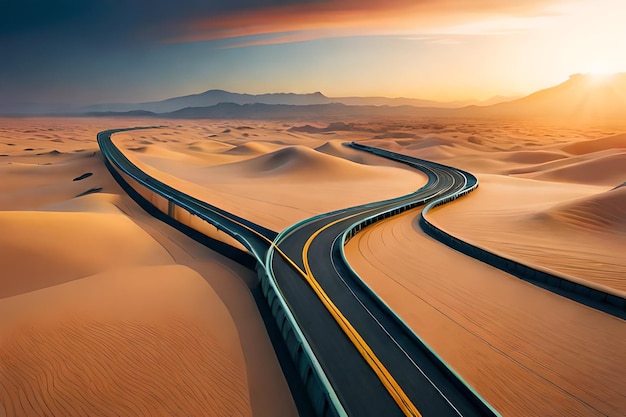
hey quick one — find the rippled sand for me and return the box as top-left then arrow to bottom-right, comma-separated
0,118 -> 296,417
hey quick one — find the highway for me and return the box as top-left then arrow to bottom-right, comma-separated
98,129 -> 499,417
268,143 -> 497,416
97,128 -> 277,262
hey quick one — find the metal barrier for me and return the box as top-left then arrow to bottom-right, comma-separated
419,207 -> 626,319
98,128 -> 347,417
348,142 -> 625,318
337,172 -> 500,417
257,259 -> 347,417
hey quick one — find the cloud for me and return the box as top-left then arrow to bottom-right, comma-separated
164,0 -> 566,46
0,0 -> 564,48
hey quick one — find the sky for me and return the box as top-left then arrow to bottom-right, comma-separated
1,0 -> 625,108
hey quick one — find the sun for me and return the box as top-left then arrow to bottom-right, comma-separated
585,61 -> 618,77
582,61 -> 620,85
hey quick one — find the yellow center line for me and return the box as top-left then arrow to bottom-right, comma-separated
301,217 -> 422,417
115,133 -> 423,416
170,184 -> 421,416
204,207 -> 309,276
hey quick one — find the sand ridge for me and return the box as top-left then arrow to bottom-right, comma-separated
345,209 -> 626,417
542,186 -> 626,232
0,118 -> 297,417
0,266 -> 251,417
2,117 -> 625,417
562,132 -> 626,154
112,127 -> 428,230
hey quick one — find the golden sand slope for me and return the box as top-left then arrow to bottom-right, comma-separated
0,211 -> 172,298
113,129 -> 427,231
345,210 -> 626,417
545,186 -> 626,233
0,118 -> 296,417
360,125 -> 625,292
562,132 -> 626,154
0,266 -> 251,417
4,117 -> 624,417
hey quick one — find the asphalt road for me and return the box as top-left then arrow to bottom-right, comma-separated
268,143 -> 497,417
99,129 -> 497,417
97,128 -> 276,261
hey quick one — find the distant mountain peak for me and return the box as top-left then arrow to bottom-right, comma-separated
75,73 -> 626,121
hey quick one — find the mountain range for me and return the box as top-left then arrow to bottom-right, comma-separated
472,73 -> 626,120
80,90 -> 507,113
4,73 -> 625,121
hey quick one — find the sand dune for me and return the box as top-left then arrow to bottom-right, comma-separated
537,186 -> 626,233
221,141 -> 279,155
41,192 -> 125,214
175,146 -> 424,229
186,140 -> 235,153
405,137 -> 453,150
563,132 -> 626,154
219,145 -> 385,180
288,121 -> 374,134
0,118 -> 297,417
0,210 -> 173,298
314,140 -> 348,155
372,132 -> 419,140
0,266 -> 251,417
315,140 -> 406,168
527,151 -> 626,185
501,150 -> 569,164
408,145 -> 459,162
0,151 -> 112,210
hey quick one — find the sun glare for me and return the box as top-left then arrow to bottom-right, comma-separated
585,61 -> 617,76
581,61 -> 621,85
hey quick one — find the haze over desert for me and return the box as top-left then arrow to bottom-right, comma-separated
2,1 -> 626,416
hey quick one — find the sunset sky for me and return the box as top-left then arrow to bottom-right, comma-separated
1,0 -> 624,107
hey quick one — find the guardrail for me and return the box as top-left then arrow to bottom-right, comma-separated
264,225 -> 349,417
98,129 -> 347,417
337,160 -> 500,416
419,208 -> 626,320
346,142 -> 626,320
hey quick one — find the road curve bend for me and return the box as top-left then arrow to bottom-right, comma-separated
348,144 -> 625,319
98,128 -> 499,417
268,142 -> 500,417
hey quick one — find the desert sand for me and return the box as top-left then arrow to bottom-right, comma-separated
0,118 -> 296,417
110,122 -> 427,231
363,128 -> 626,294
108,119 -> 625,416
2,117 -> 625,417
345,122 -> 626,416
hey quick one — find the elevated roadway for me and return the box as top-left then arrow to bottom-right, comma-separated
98,129 -> 498,417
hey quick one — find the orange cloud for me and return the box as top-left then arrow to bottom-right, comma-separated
166,0 -> 563,46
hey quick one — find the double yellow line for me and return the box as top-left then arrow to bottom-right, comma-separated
126,147 -> 421,415
201,201 -> 422,416
299,217 -> 421,417
110,130 -> 422,416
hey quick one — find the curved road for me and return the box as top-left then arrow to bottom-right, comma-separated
268,143 -> 496,416
97,128 -> 276,262
98,129 -> 498,417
